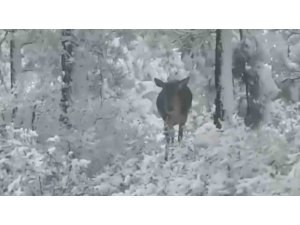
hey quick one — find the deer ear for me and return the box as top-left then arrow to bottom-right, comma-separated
178,76 -> 190,89
154,78 -> 164,88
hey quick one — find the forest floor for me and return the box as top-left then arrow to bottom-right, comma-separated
92,100 -> 300,195
2,100 -> 300,196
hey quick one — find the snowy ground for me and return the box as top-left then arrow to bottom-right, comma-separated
2,99 -> 300,195
90,100 -> 300,196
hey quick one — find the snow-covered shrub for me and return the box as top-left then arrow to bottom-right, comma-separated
0,125 -> 91,195
83,97 -> 300,196
0,126 -> 42,195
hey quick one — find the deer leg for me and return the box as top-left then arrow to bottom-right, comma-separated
170,127 -> 175,144
164,125 -> 175,161
178,124 -> 184,142
164,124 -> 170,161
164,124 -> 171,144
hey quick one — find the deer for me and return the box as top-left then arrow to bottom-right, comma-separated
154,77 -> 192,153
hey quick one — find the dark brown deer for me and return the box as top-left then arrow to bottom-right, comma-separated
154,77 -> 192,145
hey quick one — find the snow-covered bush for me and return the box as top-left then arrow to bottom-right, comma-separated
0,125 -> 91,195
82,98 -> 300,196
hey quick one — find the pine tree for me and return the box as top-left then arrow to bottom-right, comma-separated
213,29 -> 224,129
59,29 -> 75,128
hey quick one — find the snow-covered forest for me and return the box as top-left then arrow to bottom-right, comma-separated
2,29 -> 300,195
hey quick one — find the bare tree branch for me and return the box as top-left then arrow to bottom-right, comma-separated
20,41 -> 36,48
281,76 -> 300,83
0,65 -> 9,93
0,31 -> 8,47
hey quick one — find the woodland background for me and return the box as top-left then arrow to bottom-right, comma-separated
1,29 -> 300,195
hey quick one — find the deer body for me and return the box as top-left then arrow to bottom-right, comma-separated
155,77 -> 192,144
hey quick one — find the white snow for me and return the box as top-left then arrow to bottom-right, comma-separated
256,63 -> 280,121
257,63 -> 280,100
47,147 -> 56,154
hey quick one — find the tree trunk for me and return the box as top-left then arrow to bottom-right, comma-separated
244,39 -> 263,128
10,30 -> 19,121
10,34 -> 16,89
220,29 -> 234,123
239,30 -> 250,115
213,29 -> 224,129
59,29 -> 74,128
239,29 -> 244,40
244,70 -> 261,128
31,104 -> 37,130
